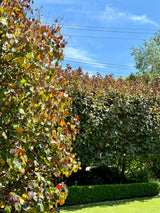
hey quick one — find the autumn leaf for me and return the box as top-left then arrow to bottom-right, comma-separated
0,202 -> 5,208
60,118 -> 65,127
16,56 -> 24,65
16,127 -> 23,133
19,148 -> 24,155
59,197 -> 65,205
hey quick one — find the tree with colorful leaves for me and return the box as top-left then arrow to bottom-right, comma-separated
0,0 -> 80,212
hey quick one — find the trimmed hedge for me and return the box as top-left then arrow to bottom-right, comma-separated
65,182 -> 160,206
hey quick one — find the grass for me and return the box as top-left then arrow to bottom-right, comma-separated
60,197 -> 160,213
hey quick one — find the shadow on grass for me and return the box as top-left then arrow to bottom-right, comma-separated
60,196 -> 158,212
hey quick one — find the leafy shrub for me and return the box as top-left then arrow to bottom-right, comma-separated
127,167 -> 155,182
65,182 -> 160,205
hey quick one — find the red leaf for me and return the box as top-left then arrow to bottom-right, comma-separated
59,35 -> 63,40
19,148 -> 24,155
75,115 -> 79,120
55,160 -> 58,164
56,184 -> 62,189
56,39 -> 60,44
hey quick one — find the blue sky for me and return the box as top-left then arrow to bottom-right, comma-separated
33,0 -> 160,78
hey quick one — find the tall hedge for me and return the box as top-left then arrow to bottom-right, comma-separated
63,70 -> 160,177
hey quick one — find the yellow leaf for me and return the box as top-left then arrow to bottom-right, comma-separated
63,171 -> 71,178
20,155 -> 26,165
8,83 -> 15,89
19,198 -> 25,205
34,103 -> 39,108
5,54 -> 12,61
17,56 -> 24,65
0,8 -> 4,15
0,202 -> 5,208
52,130 -> 56,135
0,159 -> 5,166
14,152 -> 19,157
16,127 -> 23,133
55,201 -> 58,208
10,192 -> 16,195
70,124 -> 75,131
36,54 -> 40,60
73,166 -> 78,173
39,90 -> 44,95
26,53 -> 32,59
37,126 -> 41,130
50,77 -> 55,83
22,193 -> 29,200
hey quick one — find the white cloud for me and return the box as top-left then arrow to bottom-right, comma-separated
130,15 -> 159,26
101,5 -> 127,22
64,46 -> 105,68
100,5 -> 159,27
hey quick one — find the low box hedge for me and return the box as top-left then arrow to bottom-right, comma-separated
65,182 -> 160,206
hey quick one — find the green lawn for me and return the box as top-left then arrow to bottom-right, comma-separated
60,197 -> 160,213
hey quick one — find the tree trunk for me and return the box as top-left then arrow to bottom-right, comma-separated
121,158 -> 126,182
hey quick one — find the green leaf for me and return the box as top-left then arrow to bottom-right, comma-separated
22,203 -> 30,211
26,53 -> 33,59
15,81 -> 22,88
0,67 -> 5,75
43,157 -> 50,166
0,94 -> 3,104
38,203 -> 44,212
14,203 -> 21,211
20,78 -> 26,85
12,158 -> 22,170
19,108 -> 25,114
2,131 -> 7,139
4,206 -> 12,213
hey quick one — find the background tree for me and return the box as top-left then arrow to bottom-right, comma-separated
132,31 -> 160,80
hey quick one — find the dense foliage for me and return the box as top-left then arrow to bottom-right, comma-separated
0,0 -> 80,212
